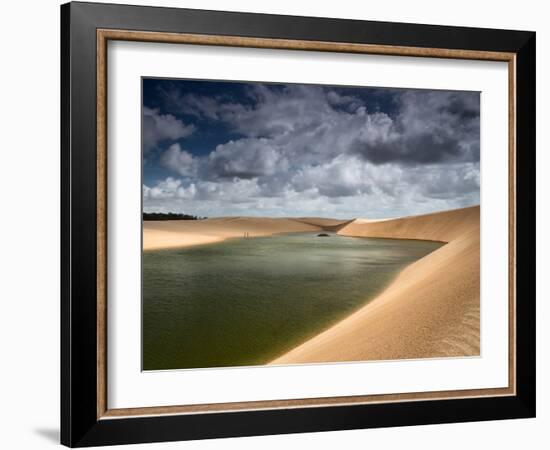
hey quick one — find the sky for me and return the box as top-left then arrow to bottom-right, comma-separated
142,78 -> 480,219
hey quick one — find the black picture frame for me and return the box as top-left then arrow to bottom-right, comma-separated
61,1 -> 535,447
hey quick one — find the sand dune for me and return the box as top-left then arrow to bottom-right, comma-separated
294,217 -> 354,232
339,205 -> 479,242
144,207 -> 480,362
271,205 -> 480,364
143,217 -> 322,251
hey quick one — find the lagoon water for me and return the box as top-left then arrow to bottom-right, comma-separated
143,232 -> 442,370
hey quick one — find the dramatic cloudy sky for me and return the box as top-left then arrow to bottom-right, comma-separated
142,78 -> 480,219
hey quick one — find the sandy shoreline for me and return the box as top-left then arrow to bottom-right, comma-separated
143,206 -> 480,362
143,217 -> 350,251
271,206 -> 480,363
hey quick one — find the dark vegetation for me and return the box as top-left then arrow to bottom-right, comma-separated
143,213 -> 205,221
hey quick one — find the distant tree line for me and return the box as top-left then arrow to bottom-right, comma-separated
143,212 -> 205,221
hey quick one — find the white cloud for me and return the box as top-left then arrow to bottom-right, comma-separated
145,83 -> 480,217
160,143 -> 199,177
143,177 -> 196,200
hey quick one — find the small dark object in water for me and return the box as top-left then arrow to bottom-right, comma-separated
317,233 -> 330,237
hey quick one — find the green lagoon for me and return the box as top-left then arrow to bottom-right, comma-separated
143,232 -> 442,370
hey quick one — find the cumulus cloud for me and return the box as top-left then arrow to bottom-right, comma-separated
351,90 -> 480,165
143,177 -> 196,200
143,80 -> 480,217
291,155 -> 376,197
143,107 -> 195,153
208,138 -> 287,179
158,84 -> 247,121
220,84 -> 342,140
178,85 -> 479,178
406,162 -> 480,200
160,143 -> 199,177
326,90 -> 363,112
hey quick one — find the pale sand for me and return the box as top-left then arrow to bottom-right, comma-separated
294,217 -> 354,231
143,217 -> 323,251
271,205 -> 480,364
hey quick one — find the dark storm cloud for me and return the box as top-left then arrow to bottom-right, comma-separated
208,138 -> 285,179
351,90 -> 480,165
179,86 -> 479,175
142,106 -> 195,153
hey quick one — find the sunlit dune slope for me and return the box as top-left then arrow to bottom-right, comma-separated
271,206 -> 480,363
143,217 -> 321,251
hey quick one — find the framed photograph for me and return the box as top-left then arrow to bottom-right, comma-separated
61,2 -> 535,447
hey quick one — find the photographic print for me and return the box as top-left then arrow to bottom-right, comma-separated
62,6 -> 535,445
142,78 -> 481,371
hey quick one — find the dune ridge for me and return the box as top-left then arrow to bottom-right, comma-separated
293,217 -> 355,232
143,217 -> 323,251
271,205 -> 480,364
